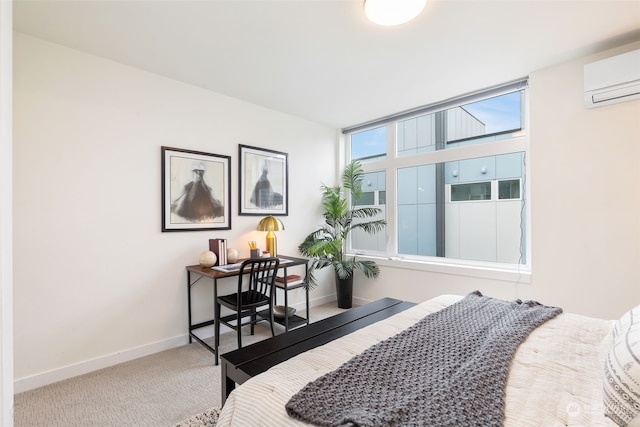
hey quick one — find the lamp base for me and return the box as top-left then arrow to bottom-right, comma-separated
265,232 -> 277,257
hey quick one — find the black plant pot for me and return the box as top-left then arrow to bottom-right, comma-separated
335,273 -> 353,309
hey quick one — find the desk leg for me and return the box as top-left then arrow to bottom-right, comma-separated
305,275 -> 310,326
187,271 -> 193,344
283,277 -> 290,332
213,277 -> 219,366
220,359 -> 235,406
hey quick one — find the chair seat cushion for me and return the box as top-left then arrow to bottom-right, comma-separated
219,291 -> 270,309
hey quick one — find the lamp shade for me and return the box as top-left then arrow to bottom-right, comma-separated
364,0 -> 427,26
257,216 -> 285,232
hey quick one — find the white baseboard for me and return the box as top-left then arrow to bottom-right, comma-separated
14,294 -> 339,394
14,335 -> 188,394
353,296 -> 373,307
304,294 -> 337,309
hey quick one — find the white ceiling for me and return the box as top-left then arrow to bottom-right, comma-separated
13,0 -> 640,129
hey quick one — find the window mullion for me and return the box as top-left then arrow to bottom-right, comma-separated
434,111 -> 446,257
389,137 -> 526,169
386,122 -> 397,256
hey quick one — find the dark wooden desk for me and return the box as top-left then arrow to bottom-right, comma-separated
220,297 -> 415,405
185,255 -> 309,365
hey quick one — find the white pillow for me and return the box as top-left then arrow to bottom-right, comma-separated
604,304 -> 640,426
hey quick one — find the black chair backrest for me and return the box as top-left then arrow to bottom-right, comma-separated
237,257 -> 280,304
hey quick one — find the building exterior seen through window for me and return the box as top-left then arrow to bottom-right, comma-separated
347,85 -> 527,267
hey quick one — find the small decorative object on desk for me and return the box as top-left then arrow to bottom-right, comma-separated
249,241 -> 260,259
199,251 -> 217,268
227,248 -> 239,263
262,251 -> 271,258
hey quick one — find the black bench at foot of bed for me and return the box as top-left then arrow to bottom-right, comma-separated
220,297 -> 415,405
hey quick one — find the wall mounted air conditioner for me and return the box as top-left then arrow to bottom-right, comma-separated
584,49 -> 640,108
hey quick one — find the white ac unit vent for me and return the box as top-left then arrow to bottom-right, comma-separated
584,49 -> 640,108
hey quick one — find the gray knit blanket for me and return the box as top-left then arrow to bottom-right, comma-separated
285,291 -> 562,427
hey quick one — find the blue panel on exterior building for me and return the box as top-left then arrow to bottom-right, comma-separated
398,204 -> 418,254
445,161 -> 459,184
458,156 -> 496,182
397,167 -> 418,205
376,171 -> 386,190
496,152 -> 523,179
417,204 -> 437,256
417,164 -> 436,204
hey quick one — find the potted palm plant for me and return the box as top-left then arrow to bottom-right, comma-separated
298,160 -> 386,308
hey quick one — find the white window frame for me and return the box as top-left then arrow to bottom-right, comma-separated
343,83 -> 531,283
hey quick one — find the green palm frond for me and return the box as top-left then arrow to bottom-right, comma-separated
299,160 -> 387,289
352,259 -> 380,278
342,161 -> 364,200
351,206 -> 382,219
349,219 -> 387,235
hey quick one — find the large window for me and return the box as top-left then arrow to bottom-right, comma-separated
346,81 -> 528,270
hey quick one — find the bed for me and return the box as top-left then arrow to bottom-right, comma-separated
216,292 -> 639,427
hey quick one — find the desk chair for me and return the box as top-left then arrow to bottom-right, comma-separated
214,257 -> 280,362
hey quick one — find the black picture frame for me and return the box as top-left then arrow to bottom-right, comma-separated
161,146 -> 231,231
238,144 -> 288,216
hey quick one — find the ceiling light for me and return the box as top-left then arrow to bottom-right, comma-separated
364,0 -> 427,26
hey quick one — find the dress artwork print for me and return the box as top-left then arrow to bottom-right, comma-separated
172,161 -> 224,222
239,144 -> 288,216
162,146 -> 231,231
250,160 -> 283,209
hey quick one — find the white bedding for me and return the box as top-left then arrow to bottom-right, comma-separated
217,295 -> 616,426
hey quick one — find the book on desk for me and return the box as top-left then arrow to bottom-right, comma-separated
209,238 -> 227,265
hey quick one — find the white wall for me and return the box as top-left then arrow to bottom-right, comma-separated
1,0 -> 14,423
355,41 -> 640,321
13,32 -> 640,394
13,33 -> 337,392
525,42 -> 640,318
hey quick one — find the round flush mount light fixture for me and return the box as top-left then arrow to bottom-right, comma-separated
364,0 -> 427,26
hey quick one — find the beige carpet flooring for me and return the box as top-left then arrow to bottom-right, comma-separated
14,304 -> 346,427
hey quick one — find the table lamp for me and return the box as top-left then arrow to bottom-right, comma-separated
257,215 -> 285,257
